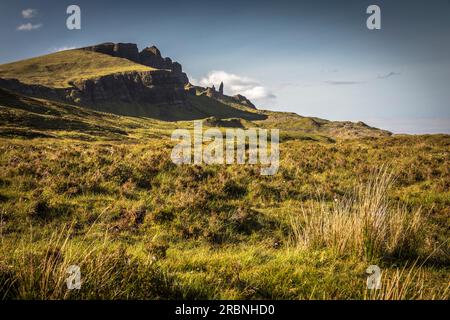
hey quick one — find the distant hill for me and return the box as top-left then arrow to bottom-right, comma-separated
0,42 -> 391,138
0,44 -> 266,121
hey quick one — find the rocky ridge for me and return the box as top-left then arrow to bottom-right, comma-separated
0,42 -> 261,119
81,43 -> 189,85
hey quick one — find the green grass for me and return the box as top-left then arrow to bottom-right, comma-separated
0,128 -> 448,299
0,50 -> 155,88
0,82 -> 448,300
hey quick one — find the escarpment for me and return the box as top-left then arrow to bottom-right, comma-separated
70,70 -> 186,106
0,42 -> 264,120
0,69 -> 186,109
81,43 -> 189,85
0,43 -> 192,115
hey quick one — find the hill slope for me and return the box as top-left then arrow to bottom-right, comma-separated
0,43 -> 390,137
0,87 -> 390,141
0,49 -> 155,88
0,46 -> 267,121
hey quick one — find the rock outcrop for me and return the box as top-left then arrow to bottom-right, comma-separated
203,116 -> 244,128
232,94 -> 256,109
205,87 -> 216,98
190,83 -> 257,110
0,41 -> 261,119
70,70 -> 186,106
82,43 -> 189,85
0,69 -> 186,109
0,78 -> 63,102
0,43 -> 191,111
82,42 -> 141,63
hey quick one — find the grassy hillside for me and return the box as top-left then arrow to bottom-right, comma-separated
0,88 -> 387,141
0,131 -> 448,299
0,49 -> 391,137
0,49 -> 154,88
0,88 -> 448,299
0,48 -> 447,300
254,111 -> 391,139
0,49 -> 272,122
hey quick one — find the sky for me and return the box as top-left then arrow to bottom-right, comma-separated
0,0 -> 449,134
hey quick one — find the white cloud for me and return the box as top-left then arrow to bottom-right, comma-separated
52,46 -> 76,52
17,23 -> 42,31
196,70 -> 276,100
22,8 -> 37,19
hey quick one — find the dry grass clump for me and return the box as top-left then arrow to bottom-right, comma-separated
363,261 -> 449,300
290,168 -> 425,260
0,223 -> 171,299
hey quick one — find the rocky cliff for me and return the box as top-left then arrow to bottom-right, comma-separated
70,70 -> 186,106
0,42 -> 263,120
0,43 -> 191,111
0,69 -> 186,109
81,42 -> 189,85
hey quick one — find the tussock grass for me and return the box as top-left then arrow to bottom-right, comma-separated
0,222 -> 173,300
364,260 -> 449,300
0,128 -> 448,299
289,168 -> 424,260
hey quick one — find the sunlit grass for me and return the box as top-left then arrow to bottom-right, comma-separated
0,50 -> 155,88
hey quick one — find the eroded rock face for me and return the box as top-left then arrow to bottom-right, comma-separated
139,46 -> 188,85
205,87 -> 216,98
113,43 -> 140,63
82,42 -> 140,63
192,84 -> 257,109
0,43 -> 191,112
71,70 -> 186,106
232,94 -> 256,109
0,69 -> 186,110
82,43 -> 189,85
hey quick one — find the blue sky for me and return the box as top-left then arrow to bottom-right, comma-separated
0,0 -> 449,133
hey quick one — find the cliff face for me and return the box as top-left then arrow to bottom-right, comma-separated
0,42 -> 262,120
0,43 -> 191,111
71,70 -> 186,106
0,69 -> 186,108
81,43 -> 189,85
